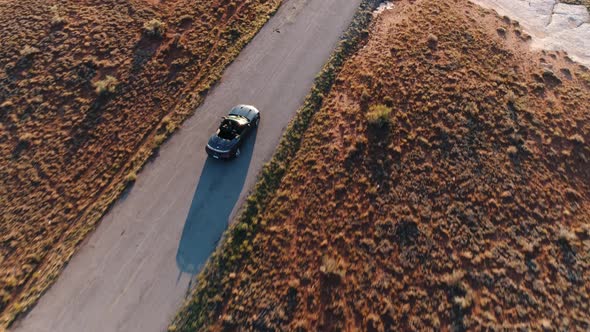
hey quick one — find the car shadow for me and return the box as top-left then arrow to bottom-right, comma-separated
176,130 -> 257,274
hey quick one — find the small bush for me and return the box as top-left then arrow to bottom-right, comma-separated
542,69 -> 562,87
93,76 -> 118,95
125,171 -> 137,183
366,104 -> 393,128
18,132 -> 34,143
442,269 -> 465,287
50,5 -> 66,27
0,100 -> 14,109
153,133 -> 166,147
51,15 -> 66,27
558,228 -> 577,244
20,45 -> 40,57
427,33 -> 438,49
320,255 -> 345,282
453,294 -> 472,309
507,145 -> 518,156
144,19 -> 167,38
568,134 -> 585,145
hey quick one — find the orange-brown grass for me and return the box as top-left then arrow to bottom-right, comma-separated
0,0 -> 281,327
190,0 -> 590,330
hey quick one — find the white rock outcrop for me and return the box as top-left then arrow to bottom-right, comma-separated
472,0 -> 590,66
374,1 -> 395,15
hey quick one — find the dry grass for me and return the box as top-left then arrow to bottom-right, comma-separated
0,0 -> 281,327
174,0 -> 590,330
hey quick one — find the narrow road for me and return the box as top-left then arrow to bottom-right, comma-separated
11,0 -> 361,331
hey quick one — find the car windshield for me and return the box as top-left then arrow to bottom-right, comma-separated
218,118 -> 246,140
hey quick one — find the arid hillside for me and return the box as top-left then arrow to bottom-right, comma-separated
0,0 -> 280,326
175,0 -> 590,330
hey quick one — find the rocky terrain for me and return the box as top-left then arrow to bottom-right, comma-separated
174,0 -> 590,330
473,0 -> 590,66
0,0 -> 280,327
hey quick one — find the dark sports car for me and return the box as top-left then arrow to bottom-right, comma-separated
206,105 -> 260,159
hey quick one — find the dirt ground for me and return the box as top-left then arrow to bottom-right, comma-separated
188,0 -> 590,330
0,0 -> 280,327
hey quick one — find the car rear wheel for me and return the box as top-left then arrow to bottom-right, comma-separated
235,148 -> 241,158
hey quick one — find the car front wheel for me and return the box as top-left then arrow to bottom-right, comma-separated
235,148 -> 241,158
255,115 -> 260,127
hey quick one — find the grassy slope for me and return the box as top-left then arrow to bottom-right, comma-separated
0,0 -> 281,327
176,0 -> 590,330
169,0 -> 384,330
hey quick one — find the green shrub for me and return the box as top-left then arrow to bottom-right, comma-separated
366,104 -> 393,128
125,171 -> 137,183
143,19 -> 167,38
153,134 -> 167,148
93,76 -> 118,95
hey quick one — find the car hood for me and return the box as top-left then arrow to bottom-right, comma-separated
208,135 -> 237,152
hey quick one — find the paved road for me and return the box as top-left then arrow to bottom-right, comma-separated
11,0 -> 361,331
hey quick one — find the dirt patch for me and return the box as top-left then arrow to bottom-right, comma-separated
179,0 -> 590,330
0,0 -> 281,327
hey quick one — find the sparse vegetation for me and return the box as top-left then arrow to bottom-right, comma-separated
568,133 -> 585,144
366,104 -> 392,128
93,75 -> 119,95
319,256 -> 346,281
558,228 -> 578,244
427,33 -> 438,49
174,0 -> 590,330
143,19 -> 167,38
125,171 -> 137,183
0,0 -> 282,327
19,45 -> 40,57
49,5 -> 66,27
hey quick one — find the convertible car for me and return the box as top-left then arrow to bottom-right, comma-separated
205,105 -> 260,159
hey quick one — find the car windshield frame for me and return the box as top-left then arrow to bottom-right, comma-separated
217,116 -> 247,140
